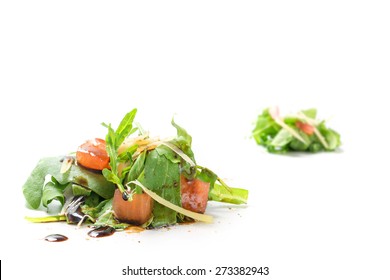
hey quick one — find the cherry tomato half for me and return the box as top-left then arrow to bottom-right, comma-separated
296,121 -> 315,136
76,138 -> 110,170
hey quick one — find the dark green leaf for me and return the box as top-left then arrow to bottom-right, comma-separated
23,157 -> 115,209
118,145 -> 138,162
170,119 -> 196,179
309,142 -> 323,152
171,118 -> 192,146
66,163 -> 115,199
115,109 -> 137,145
155,145 -> 181,164
289,131 -> 311,151
81,197 -> 106,219
84,192 -> 102,208
142,150 -> 180,227
126,150 -> 146,182
196,167 -> 217,191
103,109 -> 138,193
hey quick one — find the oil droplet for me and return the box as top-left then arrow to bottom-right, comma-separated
126,226 -> 144,234
44,234 -> 68,242
87,226 -> 115,238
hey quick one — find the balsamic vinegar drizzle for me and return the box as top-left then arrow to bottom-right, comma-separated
44,226 -> 116,242
42,222 -> 192,241
44,234 -> 68,242
87,226 -> 116,238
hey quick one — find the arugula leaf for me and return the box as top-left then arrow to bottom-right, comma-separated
170,119 -> 196,179
171,118 -> 192,147
142,149 -> 181,227
103,123 -> 119,174
196,167 -> 217,190
102,169 -> 122,186
102,109 -> 138,193
81,196 -> 106,219
84,192 -> 101,208
126,150 -> 146,182
155,145 -> 181,164
116,109 -> 138,144
23,157 -> 115,209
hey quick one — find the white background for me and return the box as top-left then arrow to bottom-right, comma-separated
1,1 -> 389,279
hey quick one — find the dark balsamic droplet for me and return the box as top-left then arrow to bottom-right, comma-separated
122,191 -> 129,201
87,226 -> 115,238
44,234 -> 68,242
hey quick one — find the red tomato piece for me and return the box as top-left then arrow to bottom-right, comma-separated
180,175 -> 210,214
296,121 -> 315,136
76,138 -> 110,170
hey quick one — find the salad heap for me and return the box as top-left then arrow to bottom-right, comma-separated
23,109 -> 248,231
252,107 -> 341,153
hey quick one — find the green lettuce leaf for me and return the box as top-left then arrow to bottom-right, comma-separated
252,109 -> 280,146
141,149 -> 181,227
71,184 -> 92,197
170,119 -> 196,179
102,108 -> 137,193
23,157 -> 115,209
126,150 -> 146,182
270,128 -> 294,147
209,183 -> 248,205
42,177 -> 69,208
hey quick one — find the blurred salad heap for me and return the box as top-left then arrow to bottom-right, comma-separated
252,107 -> 341,153
23,109 -> 248,233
